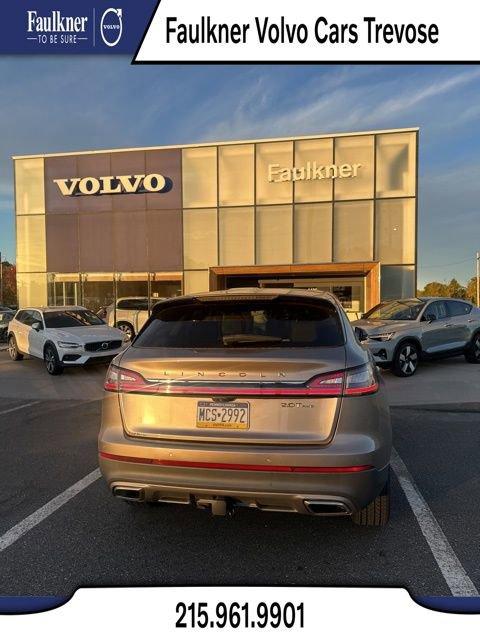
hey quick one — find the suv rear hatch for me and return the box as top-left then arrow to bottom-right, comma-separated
106,294 -> 348,445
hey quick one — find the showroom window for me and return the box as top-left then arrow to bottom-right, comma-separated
256,141 -> 293,205
333,201 -> 373,262
375,198 -> 416,264
294,203 -> 332,263
294,138 -> 334,203
380,265 -> 415,300
219,144 -> 254,206
15,157 -> 45,215
256,205 -> 293,265
16,215 -> 46,273
183,209 -> 218,269
182,147 -> 217,208
219,207 -> 255,266
376,132 -> 416,198
334,135 -> 374,201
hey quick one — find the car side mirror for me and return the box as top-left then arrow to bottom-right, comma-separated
31,321 -> 43,332
423,313 -> 436,323
354,326 -> 368,342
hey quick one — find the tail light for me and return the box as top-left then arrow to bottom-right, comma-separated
344,362 -> 379,396
104,363 -> 378,397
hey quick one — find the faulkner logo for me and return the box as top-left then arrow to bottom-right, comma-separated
268,162 -> 361,183
54,174 -> 171,196
100,8 -> 123,47
26,10 -> 89,45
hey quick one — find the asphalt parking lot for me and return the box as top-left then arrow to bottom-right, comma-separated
0,350 -> 479,600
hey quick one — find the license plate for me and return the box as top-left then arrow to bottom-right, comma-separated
196,401 -> 250,430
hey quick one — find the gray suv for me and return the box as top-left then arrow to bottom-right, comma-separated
352,297 -> 480,377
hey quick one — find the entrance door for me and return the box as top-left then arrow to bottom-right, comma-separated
258,277 -> 365,319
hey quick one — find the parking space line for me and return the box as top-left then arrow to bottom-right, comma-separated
0,468 -> 101,553
0,401 -> 40,417
391,447 -> 479,596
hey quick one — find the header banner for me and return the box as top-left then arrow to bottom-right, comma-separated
0,1 -> 479,60
135,0 -> 479,62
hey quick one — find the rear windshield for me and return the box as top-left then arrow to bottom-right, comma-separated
134,298 -> 344,348
43,310 -> 104,328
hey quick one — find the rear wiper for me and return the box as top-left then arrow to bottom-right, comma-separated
222,334 -> 290,346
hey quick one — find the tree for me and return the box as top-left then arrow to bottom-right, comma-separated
1,261 -> 16,307
446,278 -> 467,300
466,277 -> 478,304
419,281 -> 448,297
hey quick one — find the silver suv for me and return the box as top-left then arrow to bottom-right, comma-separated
352,297 -> 480,377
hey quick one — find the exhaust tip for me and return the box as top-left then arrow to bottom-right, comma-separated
113,487 -> 144,502
304,500 -> 350,515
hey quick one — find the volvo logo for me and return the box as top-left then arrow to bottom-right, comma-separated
100,8 -> 123,47
101,342 -> 109,350
53,173 -> 170,196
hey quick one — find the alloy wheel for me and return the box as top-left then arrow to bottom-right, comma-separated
8,338 -> 16,359
45,349 -> 55,373
398,344 -> 418,374
474,336 -> 480,359
118,324 -> 134,341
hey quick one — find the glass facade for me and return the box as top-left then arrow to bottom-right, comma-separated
14,128 -> 417,311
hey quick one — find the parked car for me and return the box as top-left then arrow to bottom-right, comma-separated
106,297 -> 166,341
7,306 -> 129,375
99,288 -> 392,526
352,297 -> 480,377
0,310 -> 14,342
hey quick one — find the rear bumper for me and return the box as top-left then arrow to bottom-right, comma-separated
99,431 -> 390,514
100,462 -> 389,515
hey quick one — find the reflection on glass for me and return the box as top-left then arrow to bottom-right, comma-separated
182,147 -> 217,208
184,270 -> 210,294
183,209 -> 218,269
376,132 -> 416,197
16,215 -> 46,272
256,141 -> 293,205
256,205 -> 293,265
375,198 -> 415,264
81,273 -> 114,313
219,145 -> 254,206
333,201 -> 373,261
15,158 -> 45,215
219,207 -> 254,266
47,273 -> 81,306
334,136 -> 374,200
17,273 -> 48,307
380,265 -> 415,300
294,138 -> 333,202
294,203 -> 332,263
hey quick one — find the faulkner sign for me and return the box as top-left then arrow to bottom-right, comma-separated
268,162 -> 361,182
54,173 -> 169,196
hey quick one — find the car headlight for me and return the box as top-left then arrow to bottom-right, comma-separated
369,332 -> 395,342
57,341 -> 82,349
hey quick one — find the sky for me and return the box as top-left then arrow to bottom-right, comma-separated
0,60 -> 479,287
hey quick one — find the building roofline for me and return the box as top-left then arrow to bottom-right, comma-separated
11,127 -> 420,160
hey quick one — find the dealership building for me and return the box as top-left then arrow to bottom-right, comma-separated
13,127 -> 418,316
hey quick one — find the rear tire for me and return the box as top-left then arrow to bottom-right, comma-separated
392,341 -> 419,377
116,321 -> 135,341
8,335 -> 23,361
44,344 -> 64,376
352,473 -> 390,526
465,332 -> 480,363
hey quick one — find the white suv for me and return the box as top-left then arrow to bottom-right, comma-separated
7,306 -> 128,375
